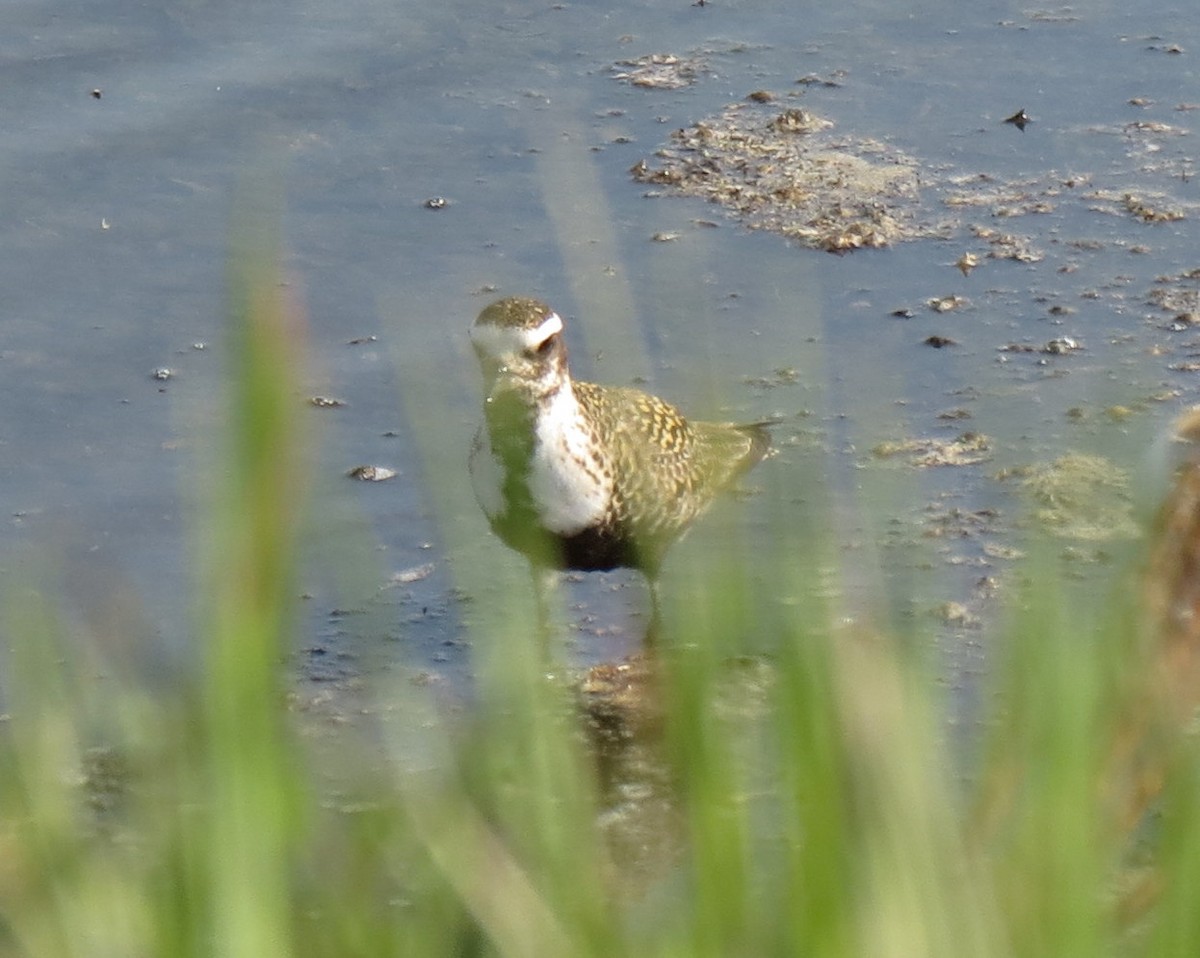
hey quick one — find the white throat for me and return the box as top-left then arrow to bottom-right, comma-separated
526,383 -> 611,535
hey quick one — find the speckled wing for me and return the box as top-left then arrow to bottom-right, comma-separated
574,381 -> 769,566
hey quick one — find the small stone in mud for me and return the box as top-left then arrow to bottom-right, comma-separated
650,231 -> 680,242
924,335 -> 957,348
746,90 -> 774,103
152,368 -> 173,381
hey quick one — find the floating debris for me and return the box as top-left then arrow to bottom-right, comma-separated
1016,453 -> 1137,541
424,197 -> 448,210
309,396 -> 346,408
632,102 -> 924,252
612,53 -> 708,89
1123,120 -> 1187,136
152,368 -> 172,381
924,335 -> 957,348
391,562 -> 435,585
872,432 -> 991,467
945,181 -> 1056,221
983,542 -> 1025,561
927,294 -> 968,313
347,465 -> 398,482
768,108 -> 832,135
1004,108 -> 1032,131
795,71 -> 846,88
1087,189 -> 1192,222
1027,10 -> 1081,23
1123,192 -> 1186,223
744,367 -> 801,388
1042,336 -> 1081,355
933,601 -> 980,627
956,251 -> 980,276
1147,275 -> 1200,315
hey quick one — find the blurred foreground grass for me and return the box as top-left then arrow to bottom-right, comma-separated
1,231 -> 1200,958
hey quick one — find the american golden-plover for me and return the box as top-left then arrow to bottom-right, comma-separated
468,296 -> 770,645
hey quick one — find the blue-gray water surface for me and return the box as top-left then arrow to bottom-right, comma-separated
3,0 -> 1199,723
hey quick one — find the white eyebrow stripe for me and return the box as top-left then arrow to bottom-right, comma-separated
527,312 -> 563,343
470,311 -> 563,355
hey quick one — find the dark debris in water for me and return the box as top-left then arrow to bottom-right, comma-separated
628,79 -> 1198,263
1004,107 -> 1032,131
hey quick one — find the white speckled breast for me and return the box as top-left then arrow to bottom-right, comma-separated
470,382 -> 612,537
526,384 -> 612,535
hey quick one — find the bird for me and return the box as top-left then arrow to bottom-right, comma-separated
468,296 -> 771,648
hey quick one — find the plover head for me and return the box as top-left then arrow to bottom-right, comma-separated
470,297 -> 570,404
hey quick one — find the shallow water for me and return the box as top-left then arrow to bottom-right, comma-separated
2,0 -> 1198,709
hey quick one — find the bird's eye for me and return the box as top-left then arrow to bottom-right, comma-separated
528,334 -> 557,359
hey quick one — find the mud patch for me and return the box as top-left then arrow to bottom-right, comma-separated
631,102 -> 926,252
